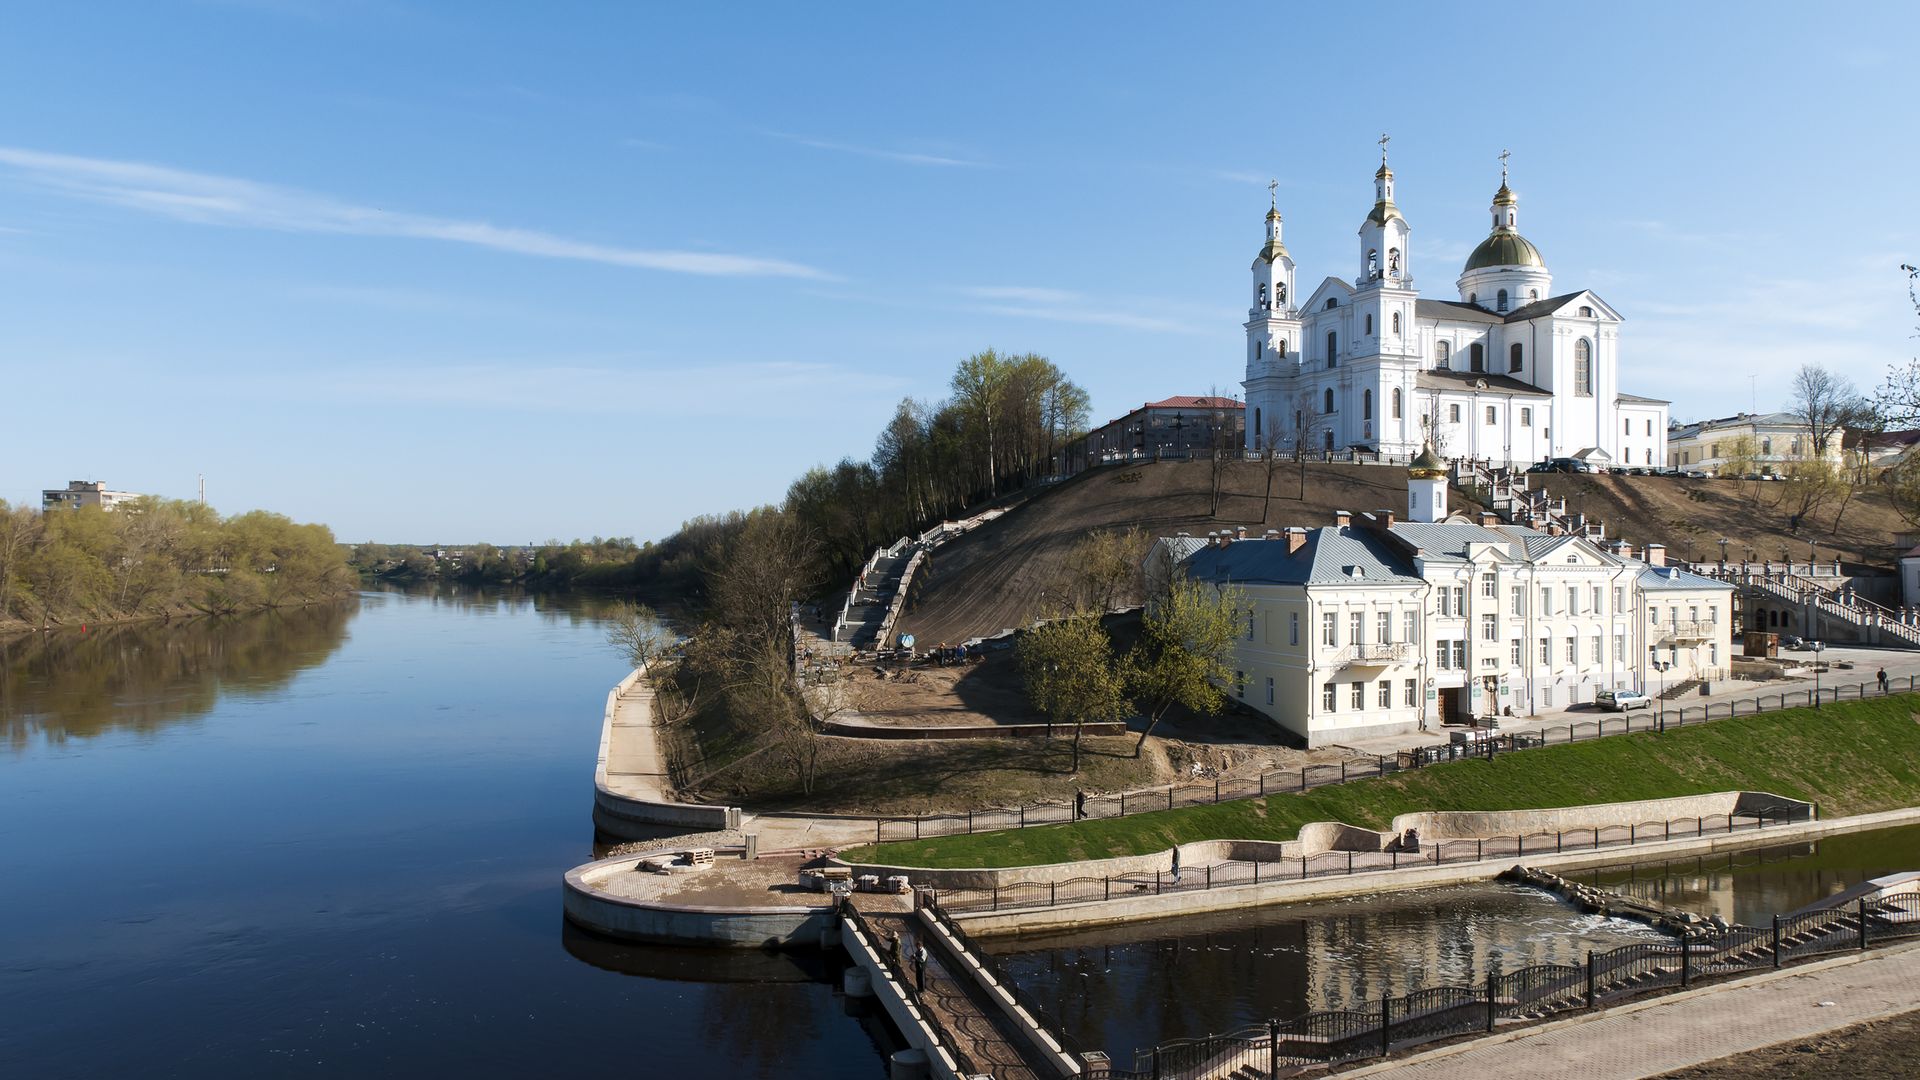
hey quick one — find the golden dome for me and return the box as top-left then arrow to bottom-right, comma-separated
1409,443 -> 1447,478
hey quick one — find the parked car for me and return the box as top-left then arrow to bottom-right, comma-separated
1528,457 -> 1597,475
1681,469 -> 1710,479
1786,638 -> 1823,652
1595,688 -> 1653,711
1779,634 -> 1805,649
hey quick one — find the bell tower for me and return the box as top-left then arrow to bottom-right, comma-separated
1243,181 -> 1303,450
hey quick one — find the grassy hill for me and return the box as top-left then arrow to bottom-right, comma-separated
897,459 -> 1408,644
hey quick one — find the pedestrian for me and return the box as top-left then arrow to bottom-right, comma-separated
1879,667 -> 1890,694
912,942 -> 928,993
1171,845 -> 1182,883
1075,790 -> 1087,820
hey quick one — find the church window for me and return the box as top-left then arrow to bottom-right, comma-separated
1277,337 -> 1288,356
1529,289 -> 1539,301
1625,419 -> 1631,435
1388,248 -> 1401,274
1363,389 -> 1373,420
1580,306 -> 1595,317
1325,298 -> 1338,310
1323,388 -> 1334,414
1365,314 -> 1373,335
1255,341 -> 1263,360
1646,419 -> 1652,436
1574,338 -> 1593,396
1435,341 -> 1451,369
1252,408 -> 1262,446
1258,283 -> 1268,308
1324,430 -> 1335,450
1327,331 -> 1338,367
1520,408 -> 1532,427
1391,388 -> 1403,419
1391,311 -> 1402,335
1367,248 -> 1379,278
1449,404 -> 1462,423
1470,343 -> 1485,372
1645,449 -> 1652,465
1469,292 -> 1478,305
1496,289 -> 1509,312
1509,343 -> 1523,373
1486,406 -> 1498,425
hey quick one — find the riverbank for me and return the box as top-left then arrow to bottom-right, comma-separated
0,594 -> 355,639
847,694 -> 1920,868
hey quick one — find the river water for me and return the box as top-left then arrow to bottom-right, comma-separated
6,590 -> 1914,1078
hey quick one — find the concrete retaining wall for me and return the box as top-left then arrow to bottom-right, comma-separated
1389,791 -> 1801,843
821,719 -> 1129,741
562,854 -> 830,948
840,915 -> 970,1080
593,666 -> 742,837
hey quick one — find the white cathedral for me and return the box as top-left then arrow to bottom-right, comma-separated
1241,147 -> 1668,470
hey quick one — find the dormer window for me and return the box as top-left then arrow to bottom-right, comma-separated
1325,298 -> 1338,310
1580,305 -> 1595,317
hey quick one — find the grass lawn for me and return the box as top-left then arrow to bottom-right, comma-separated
846,696 -> 1920,868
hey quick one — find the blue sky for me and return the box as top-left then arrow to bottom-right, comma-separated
2,2 -> 1914,543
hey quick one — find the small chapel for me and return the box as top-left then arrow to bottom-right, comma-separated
1241,140 -> 1668,470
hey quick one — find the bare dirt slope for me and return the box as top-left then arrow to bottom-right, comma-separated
898,459 -> 1408,644
1530,472 -> 1908,567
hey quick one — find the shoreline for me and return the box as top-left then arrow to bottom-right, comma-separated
0,593 -> 357,641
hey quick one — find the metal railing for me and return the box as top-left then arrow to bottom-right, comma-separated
868,678 -> 1916,845
1090,891 -> 1920,1078
838,899 -> 981,1077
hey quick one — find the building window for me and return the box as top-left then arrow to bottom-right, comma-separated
1481,614 -> 1497,641
1404,679 -> 1417,707
1278,337 -> 1288,356
1449,403 -> 1462,423
1567,586 -> 1579,614
1614,633 -> 1626,663
1761,437 -> 1773,456
1365,313 -> 1373,335
1350,611 -> 1365,644
1509,343 -> 1523,373
1452,641 -> 1466,668
1403,609 -> 1417,643
1646,419 -> 1653,436
1327,331 -> 1338,367
1378,680 -> 1391,708
1613,586 -> 1625,611
1247,612 -> 1256,641
1625,418 -> 1632,435
1591,586 -> 1602,612
1453,586 -> 1465,613
1326,298 -> 1338,310
1591,635 -> 1603,664
1377,610 -> 1392,643
1289,612 -> 1299,646
1325,430 -> 1335,450
1435,640 -> 1450,669
1324,683 -> 1337,711
1435,341 -> 1451,369
1322,612 -> 1337,646
1236,671 -> 1246,698
1575,338 -> 1593,396
1511,585 -> 1523,611
1486,405 -> 1498,425
1470,343 -> 1485,372
1497,289 -> 1509,312
1363,389 -> 1373,420
1352,682 -> 1365,710
1520,407 -> 1532,427
1324,388 -> 1335,414
1392,387 -> 1403,419
1580,305 -> 1594,317
1538,637 -> 1550,666
1266,677 -> 1275,705
1565,636 -> 1577,664
1539,587 -> 1552,615
1481,573 -> 1497,598
1391,311 -> 1402,335
1510,638 -> 1522,665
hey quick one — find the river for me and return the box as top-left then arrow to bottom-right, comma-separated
6,589 -> 1914,1078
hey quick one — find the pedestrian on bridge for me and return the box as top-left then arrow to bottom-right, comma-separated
912,942 -> 928,993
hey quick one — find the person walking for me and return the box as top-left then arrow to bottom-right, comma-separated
1075,790 -> 1087,821
912,942 -> 928,993
1171,846 -> 1182,883
1878,667 -> 1890,694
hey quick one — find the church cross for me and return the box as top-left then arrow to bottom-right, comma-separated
1378,133 -> 1390,164
1499,148 -> 1511,184
1268,178 -> 1277,209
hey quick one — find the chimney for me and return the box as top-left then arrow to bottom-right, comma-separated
1263,529 -> 1281,539
1285,527 -> 1308,554
1334,509 -> 1352,528
1528,515 -> 1546,530
1478,511 -> 1499,528
1645,543 -> 1666,568
1374,508 -> 1396,529
1235,526 -> 1248,540
1547,523 -> 1564,536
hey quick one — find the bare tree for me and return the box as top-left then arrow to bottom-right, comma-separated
607,601 -> 676,670
1874,263 -> 1920,429
1789,364 -> 1869,463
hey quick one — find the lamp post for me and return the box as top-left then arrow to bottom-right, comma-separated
1171,413 -> 1186,453
1813,641 -> 1825,710
1717,538 -> 1731,565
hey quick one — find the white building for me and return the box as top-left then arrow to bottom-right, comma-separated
42,480 -> 143,512
1164,455 -> 1732,746
1241,149 -> 1668,471
1666,411 -> 1844,474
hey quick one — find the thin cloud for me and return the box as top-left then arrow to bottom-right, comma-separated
961,286 -> 1080,305
765,131 -> 991,168
0,146 -> 832,280
961,285 -> 1211,335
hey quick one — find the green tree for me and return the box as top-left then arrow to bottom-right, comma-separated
1126,577 -> 1242,756
1017,612 -> 1128,773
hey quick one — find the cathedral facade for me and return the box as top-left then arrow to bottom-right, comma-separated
1241,151 -> 1668,470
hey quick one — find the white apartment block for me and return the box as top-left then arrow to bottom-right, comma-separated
41,480 -> 143,512
1666,412 -> 1842,474
1163,460 -> 1733,747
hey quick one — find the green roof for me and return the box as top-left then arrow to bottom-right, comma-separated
1465,229 -> 1544,270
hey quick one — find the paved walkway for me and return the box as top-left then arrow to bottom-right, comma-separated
866,909 -> 1041,1080
1343,940 -> 1920,1080
603,675 -> 672,802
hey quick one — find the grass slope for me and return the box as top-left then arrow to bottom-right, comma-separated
847,697 -> 1920,868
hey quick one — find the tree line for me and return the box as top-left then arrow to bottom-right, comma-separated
0,498 -> 354,632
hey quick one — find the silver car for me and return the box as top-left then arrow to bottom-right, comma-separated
1596,689 -> 1652,711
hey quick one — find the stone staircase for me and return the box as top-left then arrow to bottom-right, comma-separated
1693,568 -> 1920,649
1453,460 -> 1607,540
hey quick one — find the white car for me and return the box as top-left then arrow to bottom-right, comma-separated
1596,689 -> 1652,711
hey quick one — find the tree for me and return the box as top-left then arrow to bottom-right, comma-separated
1718,434 -> 1761,501
1788,363 -> 1868,464
0,501 -> 44,622
606,602 -> 675,671
1057,527 -> 1149,613
1886,455 -> 1920,529
1126,576 -> 1242,756
1780,458 -> 1843,530
1016,612 -> 1128,773
951,349 -> 1009,495
1874,263 -> 1920,429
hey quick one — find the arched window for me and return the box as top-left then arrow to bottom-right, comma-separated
1323,388 -> 1334,414
1258,283 -> 1268,308
1363,389 -> 1373,420
1324,429 -> 1335,450
1579,305 -> 1594,317
1470,343 -> 1485,373
1367,248 -> 1379,277
1528,289 -> 1539,301
1496,289 -> 1509,312
1253,407 -> 1262,446
1276,337 -> 1287,356
1388,248 -> 1400,274
1255,340 -> 1263,359
1365,314 -> 1373,335
1509,343 -> 1523,373
1326,331 -> 1338,368
1391,311 -> 1402,335
1392,387 -> 1403,419
1469,293 -> 1478,305
1574,338 -> 1593,396
1325,298 -> 1338,310
1507,211 -> 1515,227
1435,341 -> 1451,369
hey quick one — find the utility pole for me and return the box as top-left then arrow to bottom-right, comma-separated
197,474 -> 205,505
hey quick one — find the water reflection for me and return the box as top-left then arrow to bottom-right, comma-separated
0,601 -> 355,753
1578,823 -> 1920,926
995,881 -> 1666,1063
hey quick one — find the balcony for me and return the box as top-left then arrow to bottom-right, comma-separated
1338,642 -> 1413,668
1657,620 -> 1717,644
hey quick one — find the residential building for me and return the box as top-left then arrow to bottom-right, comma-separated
1161,457 -> 1733,746
41,480 -> 143,512
1240,147 -> 1668,470
1064,395 -> 1245,470
1666,412 -> 1844,474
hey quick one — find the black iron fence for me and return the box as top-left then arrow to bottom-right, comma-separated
923,805 -> 1812,915
918,899 -> 1087,1073
837,898 -> 982,1078
1090,891 -> 1920,1079
870,679 -> 1917,845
